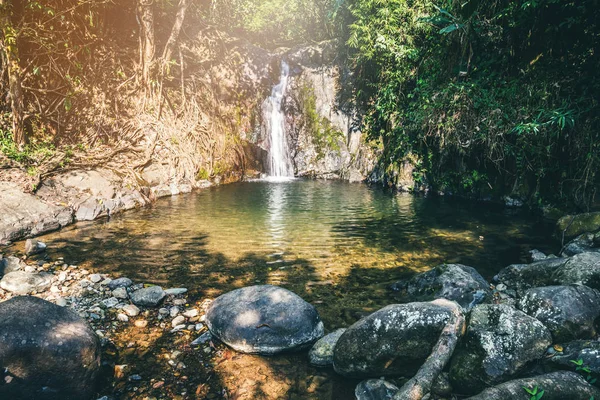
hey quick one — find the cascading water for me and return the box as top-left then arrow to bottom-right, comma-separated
262,61 -> 294,178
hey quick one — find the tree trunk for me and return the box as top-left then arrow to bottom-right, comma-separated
162,0 -> 189,69
138,0 -> 155,89
0,0 -> 25,149
393,299 -> 466,400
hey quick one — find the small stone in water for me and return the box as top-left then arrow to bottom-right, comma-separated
79,280 -> 91,288
107,277 -> 133,290
165,288 -> 188,295
24,266 -> 36,273
56,297 -> 67,307
117,313 -> 129,322
195,323 -> 204,331
102,297 -> 119,308
129,374 -> 142,381
170,306 -> 180,317
183,309 -> 198,318
112,287 -> 128,299
90,274 -> 102,283
172,315 -> 185,327
191,331 -> 212,346
122,304 -> 140,317
159,308 -> 169,315
134,320 -> 148,328
173,299 -> 187,306
171,324 -> 186,332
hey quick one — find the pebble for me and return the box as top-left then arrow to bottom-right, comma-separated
56,297 -> 68,307
117,313 -> 129,322
79,280 -> 91,288
173,299 -> 187,306
172,315 -> 186,327
134,320 -> 148,328
191,331 -> 212,346
102,297 -> 119,308
158,308 -> 169,315
90,274 -> 103,283
182,309 -> 198,318
170,306 -> 180,317
129,374 -> 142,381
24,266 -> 36,273
112,287 -> 128,299
107,277 -> 133,290
195,323 -> 204,331
122,304 -> 140,317
165,288 -> 188,295
170,324 -> 186,332
57,272 -> 67,282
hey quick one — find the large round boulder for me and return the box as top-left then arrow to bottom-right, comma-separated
391,264 -> 490,309
0,296 -> 101,399
517,285 -> 600,342
449,304 -> 551,395
205,285 -> 324,355
333,302 -> 452,378
557,212 -> 600,241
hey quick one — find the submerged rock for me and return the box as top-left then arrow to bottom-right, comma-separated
0,271 -> 53,294
0,296 -> 100,399
355,379 -> 400,400
333,302 -> 452,378
466,371 -> 600,400
517,284 -> 600,342
309,328 -> 346,367
547,340 -> 600,373
130,286 -> 166,307
391,264 -> 490,309
25,239 -> 47,256
206,285 -> 324,355
449,304 -> 552,395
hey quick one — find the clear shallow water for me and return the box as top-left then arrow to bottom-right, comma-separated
17,180 -> 555,327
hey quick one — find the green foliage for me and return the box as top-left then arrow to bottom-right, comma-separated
206,0 -> 340,47
346,0 -> 600,208
571,358 -> 598,385
298,83 -> 344,160
523,385 -> 544,400
0,123 -> 55,164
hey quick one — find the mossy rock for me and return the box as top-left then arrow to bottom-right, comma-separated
557,212 -> 600,241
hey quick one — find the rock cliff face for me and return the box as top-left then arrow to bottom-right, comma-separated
251,41 -> 375,181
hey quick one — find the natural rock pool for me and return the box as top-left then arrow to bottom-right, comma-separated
7,180 -> 557,399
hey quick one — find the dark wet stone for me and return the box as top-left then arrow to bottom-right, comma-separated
449,304 -> 552,395
355,379 -> 399,400
0,296 -> 100,400
206,285 -> 324,355
562,233 -> 600,257
130,286 -> 166,307
554,252 -> 600,289
309,328 -> 346,367
466,371 -> 600,400
0,271 -> 53,294
494,258 -> 568,293
517,285 -> 600,342
547,340 -> 600,373
333,302 -> 452,378
391,264 -> 491,309
557,212 -> 600,241
106,277 -> 133,290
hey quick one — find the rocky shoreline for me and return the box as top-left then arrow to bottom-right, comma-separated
1,212 -> 600,399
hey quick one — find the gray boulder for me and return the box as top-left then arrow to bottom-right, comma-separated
25,239 -> 47,256
466,371 -> 600,400
517,285 -> 600,342
308,328 -> 346,367
547,340 -> 600,373
206,285 -> 324,355
0,256 -> 23,275
333,302 -> 452,378
355,379 -> 400,400
0,296 -> 100,399
554,252 -> 600,289
391,264 -> 490,309
449,304 -> 552,395
562,233 -> 600,257
494,257 -> 568,293
130,286 -> 166,307
106,277 -> 133,290
0,271 -> 53,294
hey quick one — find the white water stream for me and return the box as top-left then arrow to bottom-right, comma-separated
262,61 -> 294,178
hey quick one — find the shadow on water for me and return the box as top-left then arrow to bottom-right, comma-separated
6,180 -> 559,399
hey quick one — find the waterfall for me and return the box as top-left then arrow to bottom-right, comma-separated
262,61 -> 294,178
